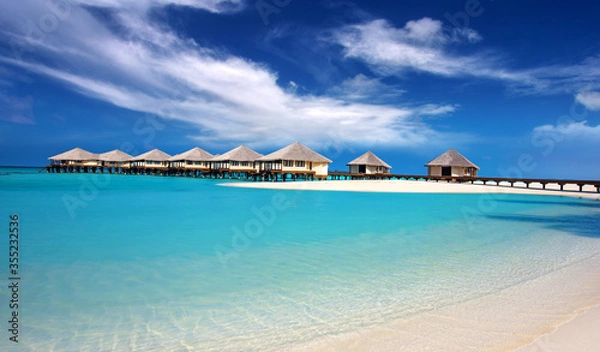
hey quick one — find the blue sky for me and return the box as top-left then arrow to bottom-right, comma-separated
1,0 -> 599,178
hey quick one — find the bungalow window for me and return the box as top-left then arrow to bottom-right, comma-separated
240,161 -> 249,167
283,160 -> 294,167
295,161 -> 305,167
232,161 -> 240,166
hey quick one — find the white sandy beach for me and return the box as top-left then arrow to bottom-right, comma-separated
222,179 -> 600,351
222,179 -> 600,201
291,254 -> 600,352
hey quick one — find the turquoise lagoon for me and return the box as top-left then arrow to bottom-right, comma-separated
0,168 -> 599,351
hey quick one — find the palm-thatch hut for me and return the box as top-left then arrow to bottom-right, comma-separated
98,149 -> 133,169
49,147 -> 100,166
169,147 -> 213,170
211,145 -> 263,172
131,149 -> 171,169
425,149 -> 479,178
257,142 -> 331,178
347,151 -> 391,174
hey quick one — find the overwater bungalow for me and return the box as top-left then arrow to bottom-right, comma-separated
258,142 -> 331,179
49,147 -> 100,166
131,149 -> 171,172
169,147 -> 213,171
98,149 -> 133,173
210,145 -> 262,173
425,149 -> 479,178
347,151 -> 391,174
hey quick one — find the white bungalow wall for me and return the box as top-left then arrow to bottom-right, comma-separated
82,160 -> 101,166
427,166 -> 476,177
312,162 -> 329,177
133,160 -> 169,168
170,161 -> 211,169
56,160 -> 101,166
279,160 -> 329,177
227,161 -> 260,172
102,161 -> 130,167
349,165 -> 389,174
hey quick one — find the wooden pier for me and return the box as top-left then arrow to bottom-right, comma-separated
329,172 -> 600,193
43,165 -> 600,193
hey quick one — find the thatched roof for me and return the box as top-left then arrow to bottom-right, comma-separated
49,147 -> 98,161
98,149 -> 133,162
347,151 -> 391,168
211,145 -> 262,162
169,147 -> 213,161
425,149 -> 479,169
258,142 -> 331,163
132,149 -> 171,161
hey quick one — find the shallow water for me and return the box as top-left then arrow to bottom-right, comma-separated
0,168 -> 599,351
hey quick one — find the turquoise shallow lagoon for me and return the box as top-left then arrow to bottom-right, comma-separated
1,168 -> 599,351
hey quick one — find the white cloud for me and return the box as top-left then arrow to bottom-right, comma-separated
533,121 -> 600,141
576,91 -> 600,111
332,18 -> 490,77
327,74 -> 406,102
454,28 -> 482,43
416,104 -> 458,116
72,0 -> 245,13
0,1 -> 463,149
331,18 -> 600,95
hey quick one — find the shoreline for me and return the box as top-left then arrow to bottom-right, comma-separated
221,179 -> 600,200
515,304 -> 600,352
224,179 -> 600,351
291,253 -> 600,352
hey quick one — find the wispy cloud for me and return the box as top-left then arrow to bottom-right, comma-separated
72,0 -> 245,13
331,18 -> 488,77
533,121 -> 600,141
576,91 -> 600,111
416,104 -> 458,116
0,95 -> 35,125
326,74 -> 406,103
0,1 -> 464,150
329,18 -> 600,96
